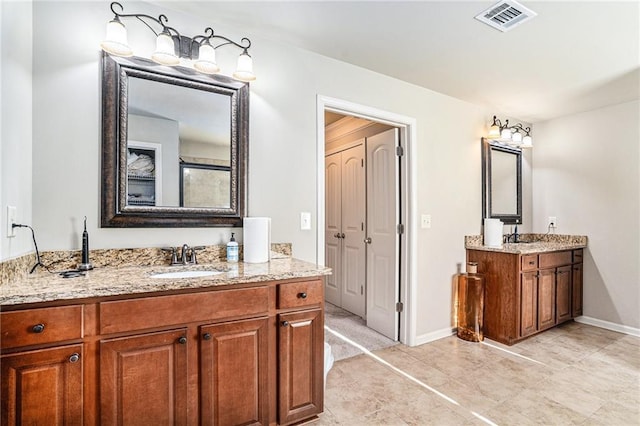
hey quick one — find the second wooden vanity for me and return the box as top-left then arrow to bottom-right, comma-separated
1,258 -> 329,425
466,236 -> 586,345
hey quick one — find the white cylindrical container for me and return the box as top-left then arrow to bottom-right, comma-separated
483,218 -> 503,248
243,217 -> 271,263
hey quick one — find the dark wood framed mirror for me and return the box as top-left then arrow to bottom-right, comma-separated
482,138 -> 522,225
101,52 -> 248,227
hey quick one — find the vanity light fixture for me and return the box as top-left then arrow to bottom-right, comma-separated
100,2 -> 256,82
488,115 -> 533,148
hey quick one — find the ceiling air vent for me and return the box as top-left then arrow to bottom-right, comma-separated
475,0 -> 537,32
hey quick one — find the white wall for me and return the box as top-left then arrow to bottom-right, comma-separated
17,1 -> 536,338
533,100 -> 640,330
1,1 -> 33,261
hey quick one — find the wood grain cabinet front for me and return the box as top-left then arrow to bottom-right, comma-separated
199,317 -> 269,426
277,308 -> 324,426
100,329 -> 189,426
1,344 -> 84,426
468,248 -> 584,345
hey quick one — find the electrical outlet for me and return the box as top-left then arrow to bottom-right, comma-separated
547,216 -> 557,229
7,206 -> 17,238
421,214 -> 432,229
300,212 -> 311,230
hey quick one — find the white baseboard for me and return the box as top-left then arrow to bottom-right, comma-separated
414,327 -> 456,346
575,316 -> 640,337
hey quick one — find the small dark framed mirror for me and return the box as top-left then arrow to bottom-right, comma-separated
101,52 -> 248,227
482,138 -> 522,225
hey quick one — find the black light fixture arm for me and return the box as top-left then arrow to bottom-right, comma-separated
107,2 -> 251,53
109,2 -> 167,37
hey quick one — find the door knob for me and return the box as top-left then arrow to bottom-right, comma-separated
69,353 -> 80,363
334,233 -> 340,238
178,336 -> 187,344
341,233 -> 345,239
364,237 -> 372,244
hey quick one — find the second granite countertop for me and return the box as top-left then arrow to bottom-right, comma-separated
1,258 -> 331,306
465,234 -> 587,254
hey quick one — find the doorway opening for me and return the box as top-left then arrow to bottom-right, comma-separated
316,95 -> 417,346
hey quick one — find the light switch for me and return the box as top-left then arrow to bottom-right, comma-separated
300,212 -> 311,230
421,214 -> 431,229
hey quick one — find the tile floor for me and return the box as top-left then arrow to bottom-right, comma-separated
317,321 -> 640,425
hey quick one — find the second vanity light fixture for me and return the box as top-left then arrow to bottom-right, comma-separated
100,2 -> 256,82
488,115 -> 533,148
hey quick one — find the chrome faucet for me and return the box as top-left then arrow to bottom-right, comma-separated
162,245 -> 205,265
181,244 -> 189,265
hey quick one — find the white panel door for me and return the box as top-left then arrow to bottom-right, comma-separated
324,152 -> 342,307
340,144 -> 366,318
366,128 -> 400,341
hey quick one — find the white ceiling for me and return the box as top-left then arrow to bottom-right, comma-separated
162,1 -> 640,123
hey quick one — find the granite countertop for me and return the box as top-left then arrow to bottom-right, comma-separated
1,258 -> 331,306
465,234 -> 587,254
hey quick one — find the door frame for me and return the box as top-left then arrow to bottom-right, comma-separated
316,95 -> 418,346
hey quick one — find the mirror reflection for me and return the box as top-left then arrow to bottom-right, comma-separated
490,149 -> 518,214
127,77 -> 231,208
482,138 -> 522,224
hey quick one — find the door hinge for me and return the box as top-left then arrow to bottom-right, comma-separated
397,224 -> 404,234
361,286 -> 364,295
361,222 -> 364,231
396,302 -> 404,312
396,146 -> 404,157
361,158 -> 364,167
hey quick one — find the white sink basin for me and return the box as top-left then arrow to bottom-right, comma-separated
150,270 -> 224,279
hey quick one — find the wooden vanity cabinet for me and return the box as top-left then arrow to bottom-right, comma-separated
467,248 -> 583,345
1,277 -> 325,426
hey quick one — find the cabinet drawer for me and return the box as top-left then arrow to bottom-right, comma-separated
1,305 -> 83,350
521,255 -> 538,271
573,249 -> 583,263
539,251 -> 572,269
277,280 -> 323,309
99,286 -> 268,334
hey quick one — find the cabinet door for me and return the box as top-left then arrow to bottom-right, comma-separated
538,269 -> 557,331
100,329 -> 188,426
556,266 -> 572,323
572,263 -> 583,317
520,272 -> 538,337
278,309 -> 324,425
200,317 -> 268,426
1,344 -> 83,425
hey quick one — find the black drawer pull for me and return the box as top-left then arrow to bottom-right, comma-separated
203,333 -> 212,341
298,292 -> 307,299
281,321 -> 290,327
178,336 -> 187,345
528,261 -> 535,265
69,353 -> 80,363
31,323 -> 45,333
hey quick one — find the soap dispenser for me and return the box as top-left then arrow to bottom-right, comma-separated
226,233 -> 239,263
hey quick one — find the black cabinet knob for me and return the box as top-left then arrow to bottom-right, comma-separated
31,323 -> 45,333
203,333 -> 212,341
298,292 -> 307,299
282,321 -> 290,327
178,336 -> 187,344
69,353 -> 80,363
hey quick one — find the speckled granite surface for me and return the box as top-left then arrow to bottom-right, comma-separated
0,257 -> 331,306
465,234 -> 587,254
1,243 -> 292,286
